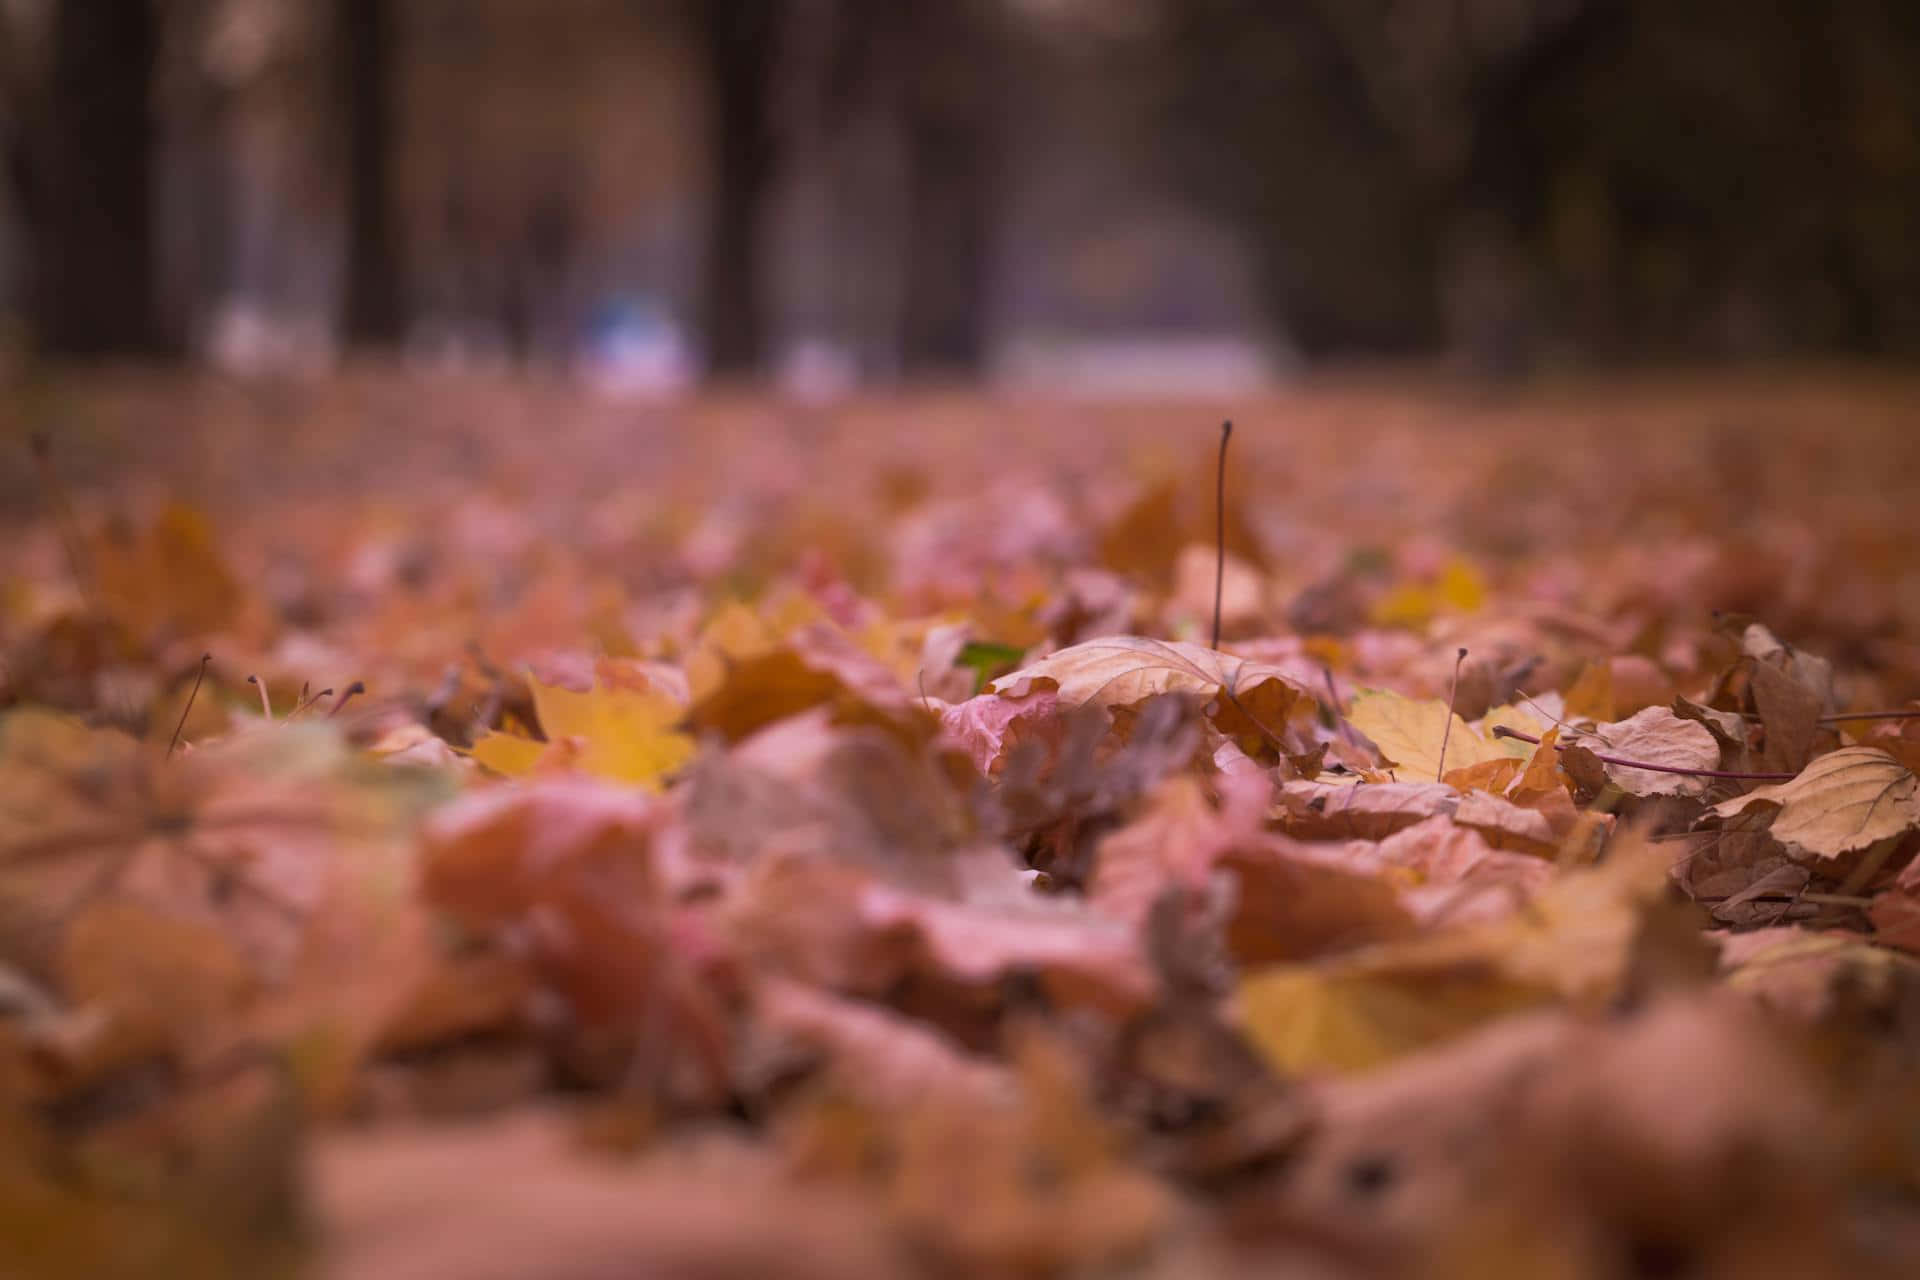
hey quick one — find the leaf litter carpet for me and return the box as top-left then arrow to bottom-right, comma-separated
4,371 -> 1920,1278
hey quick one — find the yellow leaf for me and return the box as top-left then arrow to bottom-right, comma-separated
685,594 -> 828,703
467,730 -> 547,778
1235,965 -> 1545,1074
1368,558 -> 1486,628
1435,557 -> 1487,613
1441,756 -> 1524,794
467,676 -> 694,791
1369,582 -> 1436,628
1348,688 -> 1509,781
1236,825 -> 1676,1075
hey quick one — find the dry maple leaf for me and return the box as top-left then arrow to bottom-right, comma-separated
1234,963 -> 1549,1075
984,635 -> 1317,750
468,672 -> 694,790
685,623 -> 927,743
1710,746 -> 1920,859
90,502 -> 246,642
1234,826 -> 1682,1076
1091,773 -> 1418,967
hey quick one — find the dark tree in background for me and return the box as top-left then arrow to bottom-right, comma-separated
17,0 -> 167,358
895,2 -> 1004,376
819,0 -> 1007,377
337,0 -> 405,347
1165,0 -> 1920,368
695,0 -> 782,379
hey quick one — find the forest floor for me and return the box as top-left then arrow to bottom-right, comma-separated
4,368 -> 1920,1278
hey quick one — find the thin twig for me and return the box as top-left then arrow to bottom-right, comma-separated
1436,647 -> 1467,781
1819,709 -> 1920,724
247,674 -> 273,720
1489,724 -> 1796,780
285,687 -> 336,722
328,680 -> 367,718
167,653 -> 212,759
1719,707 -> 1920,725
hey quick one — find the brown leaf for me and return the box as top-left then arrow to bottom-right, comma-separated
1451,790 -> 1563,857
1585,705 -> 1722,797
687,623 -> 927,743
1275,778 -> 1457,840
1749,659 -> 1822,774
986,635 -> 1317,749
1710,747 -> 1920,859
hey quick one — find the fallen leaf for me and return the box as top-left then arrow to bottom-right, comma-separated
1235,963 -> 1548,1075
986,635 -> 1317,749
1561,658 -> 1614,721
1348,688 -> 1509,780
469,672 -> 694,790
686,623 -> 926,742
1275,778 -> 1457,840
1710,747 -> 1920,859
1584,705 -> 1722,797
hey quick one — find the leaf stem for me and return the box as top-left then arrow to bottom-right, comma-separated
1819,709 -> 1920,723
1212,420 -> 1232,651
1488,724 -> 1796,781
1436,646 -> 1467,781
167,653 -> 212,759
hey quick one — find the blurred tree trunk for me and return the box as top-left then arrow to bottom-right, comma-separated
24,0 -> 168,358
338,0 -> 404,347
697,0 -> 780,380
898,89 -> 997,376
892,5 -> 1002,377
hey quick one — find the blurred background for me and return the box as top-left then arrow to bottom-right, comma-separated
3,0 -> 1919,393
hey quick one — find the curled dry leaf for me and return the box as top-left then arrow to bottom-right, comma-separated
727,855 -> 1157,1029
687,623 -> 928,743
1451,790 -> 1565,857
1371,817 -> 1553,925
1710,746 -> 1920,859
1093,774 -> 1418,966
985,635 -> 1316,748
1275,778 -> 1457,840
1582,705 -> 1722,797
936,686 -> 1060,776
1234,826 -> 1681,1077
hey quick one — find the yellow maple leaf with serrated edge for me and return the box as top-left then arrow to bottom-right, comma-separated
469,675 -> 694,791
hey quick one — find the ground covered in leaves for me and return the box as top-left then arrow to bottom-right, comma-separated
4,369 -> 1920,1278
